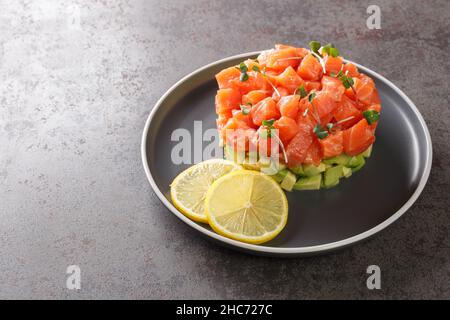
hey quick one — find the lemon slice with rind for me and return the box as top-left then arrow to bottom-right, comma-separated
170,159 -> 241,223
205,170 -> 288,244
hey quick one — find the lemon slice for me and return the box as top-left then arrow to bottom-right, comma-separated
170,159 -> 241,223
205,170 -> 288,244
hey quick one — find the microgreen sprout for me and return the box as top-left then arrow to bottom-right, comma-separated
238,62 -> 249,82
308,41 -> 321,56
259,119 -> 288,164
259,119 -> 274,138
321,43 -> 339,57
313,124 -> 329,140
295,85 -> 307,98
363,110 -> 380,124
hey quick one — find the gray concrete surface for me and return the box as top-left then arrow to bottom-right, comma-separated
0,0 -> 449,299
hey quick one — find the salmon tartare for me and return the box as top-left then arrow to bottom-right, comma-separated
215,42 -> 381,190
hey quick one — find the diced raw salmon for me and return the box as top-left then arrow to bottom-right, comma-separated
319,131 -> 344,158
272,87 -> 289,101
275,44 -> 309,58
343,63 -> 359,77
277,95 -> 299,119
305,81 -> 322,92
242,90 -> 268,106
324,56 -> 343,75
297,54 -> 323,81
286,122 -> 314,167
321,76 -> 345,102
343,119 -> 375,156
353,74 -> 375,105
264,47 -> 301,71
297,98 -> 318,127
233,71 -> 269,94
215,88 -> 241,114
274,116 -> 299,144
313,91 -> 337,121
232,109 -> 256,128
333,95 -> 362,129
215,66 -> 241,89
215,44 -> 382,167
303,139 -> 322,166
250,97 -> 280,126
275,66 -> 305,94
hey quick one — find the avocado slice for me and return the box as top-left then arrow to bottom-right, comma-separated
271,168 -> 288,183
323,165 -> 344,188
361,145 -> 372,158
348,155 -> 365,168
323,154 -> 351,166
290,165 -> 304,176
280,170 -> 297,191
351,157 -> 366,172
343,166 -> 352,178
323,178 -> 339,189
303,163 -> 326,177
293,174 -> 322,190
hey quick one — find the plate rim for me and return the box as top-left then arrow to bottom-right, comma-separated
141,51 -> 433,256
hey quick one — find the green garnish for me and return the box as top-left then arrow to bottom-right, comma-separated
339,73 -> 354,89
363,110 -> 380,124
331,70 -> 355,89
240,72 -> 249,81
326,123 -> 334,131
295,85 -> 307,98
238,62 -> 249,82
309,41 -> 321,55
262,119 -> 275,127
252,65 -> 260,72
260,119 -> 276,138
240,104 -> 251,115
239,62 -> 248,73
308,92 -> 316,102
313,124 -> 329,140
322,43 -> 340,57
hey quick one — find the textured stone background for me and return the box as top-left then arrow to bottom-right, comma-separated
0,0 -> 449,299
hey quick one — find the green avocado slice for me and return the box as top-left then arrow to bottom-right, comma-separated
343,166 -> 352,178
351,157 -> 366,172
323,165 -> 344,188
280,171 -> 297,191
290,165 -> 304,175
271,169 -> 288,183
323,154 -> 351,166
293,174 -> 322,190
302,163 -> 326,177
348,155 -> 365,168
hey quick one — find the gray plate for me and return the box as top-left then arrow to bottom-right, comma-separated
141,51 -> 432,257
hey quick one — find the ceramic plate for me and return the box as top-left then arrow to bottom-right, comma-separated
141,52 -> 432,257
